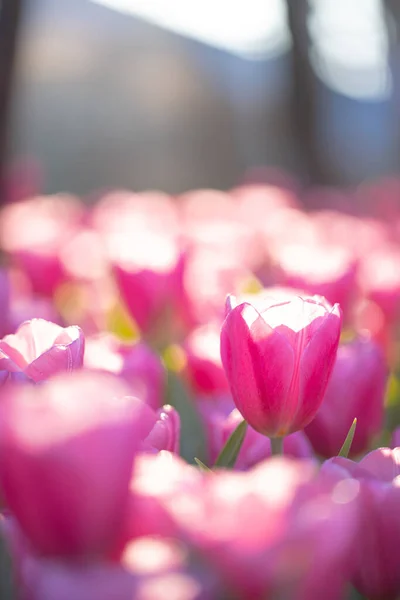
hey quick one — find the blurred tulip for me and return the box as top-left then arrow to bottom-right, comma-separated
221,295 -> 342,437
324,449 -> 400,599
162,457 -> 359,600
142,405 -> 180,455
306,337 -> 388,457
359,245 -> 400,325
198,395 -> 313,469
112,232 -> 183,337
127,452 -> 203,541
84,334 -> 164,409
0,372 -> 155,558
183,324 -> 229,396
0,319 -> 84,382
0,195 -> 84,296
17,536 -> 217,600
274,243 -> 356,316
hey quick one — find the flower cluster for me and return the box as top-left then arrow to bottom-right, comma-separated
0,179 -> 399,600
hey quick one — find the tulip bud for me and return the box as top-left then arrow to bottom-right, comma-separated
142,405 -> 180,454
220,295 -> 342,437
306,337 -> 388,457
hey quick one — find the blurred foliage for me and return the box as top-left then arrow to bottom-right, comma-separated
165,369 -> 207,464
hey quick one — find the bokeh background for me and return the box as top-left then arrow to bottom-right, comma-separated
1,0 -> 400,197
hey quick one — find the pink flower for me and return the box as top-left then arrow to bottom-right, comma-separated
110,230 -> 183,336
0,371 -> 155,558
323,449 -> 400,599
161,457 -> 360,600
15,536 -> 218,600
142,405 -> 180,455
0,195 -> 84,296
183,324 -> 229,396
274,243 -> 356,316
306,336 -> 388,457
84,334 -> 164,410
198,395 -> 313,469
220,295 -> 342,437
0,319 -> 84,382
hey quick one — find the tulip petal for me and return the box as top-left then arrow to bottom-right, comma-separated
221,303 -> 294,436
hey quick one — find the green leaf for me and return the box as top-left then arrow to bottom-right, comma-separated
194,457 -> 213,473
338,418 -> 357,458
214,419 -> 248,469
165,370 -> 208,464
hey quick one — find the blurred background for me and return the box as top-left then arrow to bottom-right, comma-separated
1,0 -> 400,197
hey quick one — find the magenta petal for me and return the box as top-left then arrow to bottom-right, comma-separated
293,305 -> 342,432
0,372 -> 150,558
221,303 -> 294,436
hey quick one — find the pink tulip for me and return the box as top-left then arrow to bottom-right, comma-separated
142,405 -> 180,454
274,243 -> 356,316
221,295 -> 342,437
84,334 -> 164,409
198,395 -> 313,469
0,319 -> 84,382
126,452 -> 203,541
359,245 -> 400,325
111,229 -> 183,335
161,457 -> 359,599
0,195 -> 84,296
17,538 -> 217,600
183,324 -> 229,396
306,336 -> 388,457
0,371 -> 155,558
323,448 -> 400,599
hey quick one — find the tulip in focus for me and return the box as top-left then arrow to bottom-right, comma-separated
0,319 -> 84,382
306,336 -> 388,457
220,295 -> 342,437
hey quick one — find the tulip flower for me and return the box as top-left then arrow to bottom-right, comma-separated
0,319 -> 84,382
198,395 -> 313,469
111,230 -> 183,336
161,457 -> 359,600
17,537 -> 218,600
141,405 -> 180,455
220,295 -> 342,438
183,324 -> 229,396
323,448 -> 400,600
0,195 -> 84,296
84,334 -> 164,410
0,371 -> 155,558
306,336 -> 388,457
273,243 -> 356,315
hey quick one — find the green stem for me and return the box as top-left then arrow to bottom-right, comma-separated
270,437 -> 284,456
